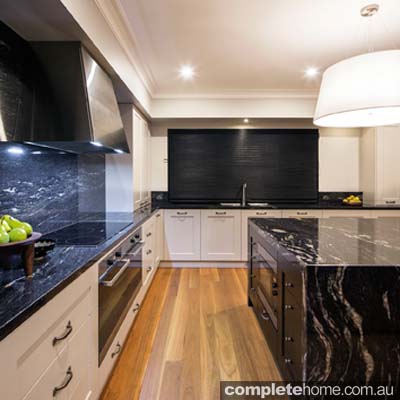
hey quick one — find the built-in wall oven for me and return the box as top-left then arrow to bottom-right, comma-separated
252,242 -> 279,330
98,227 -> 143,364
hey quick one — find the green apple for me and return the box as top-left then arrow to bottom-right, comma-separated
20,222 -> 33,236
0,226 -> 9,244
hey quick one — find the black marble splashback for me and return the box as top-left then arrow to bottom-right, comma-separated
0,144 -> 105,233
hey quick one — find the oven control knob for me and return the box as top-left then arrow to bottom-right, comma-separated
272,282 -> 278,288
134,234 -> 140,239
130,238 -> 136,244
107,259 -> 114,266
272,290 -> 278,296
115,251 -> 122,258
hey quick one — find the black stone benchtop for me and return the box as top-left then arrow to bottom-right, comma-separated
250,217 -> 400,266
250,217 -> 400,388
0,207 -> 156,341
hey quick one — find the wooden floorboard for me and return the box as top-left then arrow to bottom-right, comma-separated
101,268 -> 281,400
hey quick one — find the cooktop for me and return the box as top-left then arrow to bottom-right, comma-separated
45,221 -> 131,246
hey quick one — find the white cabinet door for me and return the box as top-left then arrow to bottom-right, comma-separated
133,111 -> 143,210
154,210 -> 164,266
164,210 -> 201,261
376,127 -> 400,205
142,124 -> 151,204
201,210 -> 241,261
241,210 -> 282,261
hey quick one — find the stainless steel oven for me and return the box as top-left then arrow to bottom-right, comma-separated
98,227 -> 143,364
253,242 -> 279,330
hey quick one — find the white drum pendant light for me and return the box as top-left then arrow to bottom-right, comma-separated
314,4 -> 400,128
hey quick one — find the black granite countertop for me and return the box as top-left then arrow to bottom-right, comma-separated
0,207 -> 156,341
250,217 -> 400,266
154,202 -> 400,210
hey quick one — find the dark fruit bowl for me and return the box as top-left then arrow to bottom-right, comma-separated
34,239 -> 56,260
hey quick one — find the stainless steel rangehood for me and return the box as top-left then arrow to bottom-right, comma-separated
0,23 -> 129,153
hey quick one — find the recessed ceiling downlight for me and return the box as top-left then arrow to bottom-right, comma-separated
179,64 -> 195,80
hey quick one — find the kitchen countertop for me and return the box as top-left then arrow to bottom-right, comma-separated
0,207 -> 155,341
154,202 -> 400,210
249,217 -> 400,266
249,217 -> 400,386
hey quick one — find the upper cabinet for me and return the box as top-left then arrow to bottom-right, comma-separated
361,126 -> 400,205
133,111 -> 151,210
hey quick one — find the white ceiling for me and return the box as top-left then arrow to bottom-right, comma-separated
116,0 -> 400,98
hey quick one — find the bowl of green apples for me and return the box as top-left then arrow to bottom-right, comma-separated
0,215 -> 42,277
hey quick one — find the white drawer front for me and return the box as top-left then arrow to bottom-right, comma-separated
282,210 -> 323,218
23,321 -> 90,400
322,210 -> 372,218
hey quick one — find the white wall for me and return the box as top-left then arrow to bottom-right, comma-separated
319,128 -> 361,192
150,124 -> 362,193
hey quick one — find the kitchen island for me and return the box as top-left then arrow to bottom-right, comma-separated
248,217 -> 400,389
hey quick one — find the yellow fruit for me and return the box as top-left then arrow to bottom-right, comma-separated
20,222 -> 33,236
1,220 -> 11,232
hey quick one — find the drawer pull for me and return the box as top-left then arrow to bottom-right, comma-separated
52,321 -> 73,346
297,212 -> 308,216
133,303 -> 140,313
284,358 -> 292,364
385,200 -> 396,204
111,342 -> 121,358
53,366 -> 73,397
285,305 -> 294,310
156,213 -> 161,217
256,212 -> 268,216
215,211 -> 227,215
285,336 -> 293,342
250,274 -> 256,278
146,249 -> 152,255
285,282 -> 294,288
147,266 -> 153,272
260,310 -> 270,321
146,232 -> 152,237
177,211 -> 188,216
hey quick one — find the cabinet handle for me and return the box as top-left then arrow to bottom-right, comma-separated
156,213 -> 161,217
250,274 -> 256,278
133,303 -> 140,313
285,305 -> 294,310
53,366 -> 73,397
285,282 -> 294,288
260,310 -> 270,321
177,211 -> 188,216
146,249 -> 152,255
284,358 -> 292,364
215,211 -> 227,215
111,342 -> 122,358
146,232 -> 152,237
297,212 -> 308,216
385,200 -> 396,204
52,321 -> 73,346
256,212 -> 268,216
285,336 -> 293,342
147,266 -> 152,272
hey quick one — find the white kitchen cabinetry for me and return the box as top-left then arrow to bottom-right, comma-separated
201,210 -> 241,261
133,110 -> 151,210
282,210 -> 323,218
154,210 -> 164,266
371,210 -> 400,218
322,210 -> 372,218
361,126 -> 400,206
0,267 -> 98,400
164,210 -> 201,261
142,216 -> 156,285
241,210 -> 282,261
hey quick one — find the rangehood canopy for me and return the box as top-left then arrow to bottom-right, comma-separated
0,23 -> 129,154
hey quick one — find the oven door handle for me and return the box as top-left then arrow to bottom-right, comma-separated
100,258 -> 130,287
128,242 -> 144,257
